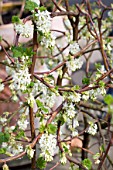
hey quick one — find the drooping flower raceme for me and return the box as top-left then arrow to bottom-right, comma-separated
40,32 -> 56,49
10,67 -> 31,92
39,133 -> 57,162
14,23 -> 32,38
34,10 -> 51,34
26,145 -> 35,159
33,9 -> 56,50
87,122 -> 98,135
63,102 -> 77,119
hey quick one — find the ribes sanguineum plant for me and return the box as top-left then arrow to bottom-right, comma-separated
0,0 -> 113,170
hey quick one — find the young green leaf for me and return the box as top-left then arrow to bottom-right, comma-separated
0,132 -> 10,144
104,94 -> 113,105
47,123 -> 57,134
36,157 -> 46,169
82,158 -> 92,170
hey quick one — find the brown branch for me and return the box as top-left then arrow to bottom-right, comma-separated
29,23 -> 38,169
97,132 -> 113,170
0,44 -> 15,64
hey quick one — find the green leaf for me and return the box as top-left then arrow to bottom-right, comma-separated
16,130 -> 25,139
0,132 -> 10,144
12,48 -> 22,58
12,15 -> 20,24
0,148 -> 6,154
36,157 -> 46,169
36,99 -> 48,113
27,82 -> 34,88
11,46 -> 33,58
47,124 -> 57,134
25,1 -> 38,11
82,77 -> 90,85
39,124 -> 45,133
71,85 -> 80,91
104,94 -> 113,105
39,6 -> 46,12
82,158 -> 92,170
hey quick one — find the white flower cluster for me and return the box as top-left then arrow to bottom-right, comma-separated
14,23 -> 32,38
34,10 -> 51,34
87,122 -> 98,136
27,93 -> 35,108
32,80 -> 56,109
67,118 -> 79,137
40,33 -> 56,49
2,139 -> 23,156
44,91 -> 56,108
96,65 -> 106,79
32,79 -> 47,96
68,92 -> 81,103
89,86 -> 106,100
82,91 -> 90,101
66,57 -> 83,72
69,41 -> 80,55
63,102 -> 77,119
60,152 -> 67,164
60,143 -> 71,164
17,112 -> 29,130
34,9 -> 56,49
26,145 -> 35,159
10,67 -> 31,92
0,79 -> 4,92
39,133 -> 57,162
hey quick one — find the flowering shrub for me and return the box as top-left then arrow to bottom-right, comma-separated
0,0 -> 113,170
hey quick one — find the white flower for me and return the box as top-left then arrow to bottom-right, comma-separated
63,102 -> 77,119
30,0 -> 40,6
18,119 -> 29,130
14,23 -> 32,38
69,41 -> 80,55
39,133 -> 57,162
0,45 -> 2,51
27,93 -> 35,108
73,118 -> 79,128
11,143 -> 23,155
60,153 -> 67,164
95,159 -> 100,164
40,33 -> 56,49
44,92 -> 56,108
2,164 -> 9,170
87,122 -> 97,136
10,67 -> 31,91
2,142 -> 8,148
82,91 -> 90,101
67,92 -> 81,103
0,82 -> 4,92
72,130 -> 78,137
26,145 -> 35,159
0,117 -> 7,123
34,10 -> 51,34
66,57 -> 83,72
